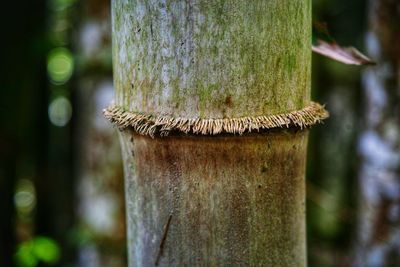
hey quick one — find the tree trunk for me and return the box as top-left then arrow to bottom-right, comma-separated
75,0 -> 126,265
110,0 -> 323,266
354,0 -> 400,266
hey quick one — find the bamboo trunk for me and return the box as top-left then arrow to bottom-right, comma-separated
110,0 -> 319,266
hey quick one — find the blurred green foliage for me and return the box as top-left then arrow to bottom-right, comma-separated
15,236 -> 61,267
49,0 -> 77,11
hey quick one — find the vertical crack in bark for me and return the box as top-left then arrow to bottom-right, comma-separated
155,214 -> 173,266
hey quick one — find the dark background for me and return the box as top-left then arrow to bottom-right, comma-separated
1,0 -> 399,266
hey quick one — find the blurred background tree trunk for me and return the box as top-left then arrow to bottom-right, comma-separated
74,0 -> 126,266
308,1 -> 366,266
354,0 -> 400,266
112,0 -> 314,266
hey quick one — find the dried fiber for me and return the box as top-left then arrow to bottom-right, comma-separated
103,102 -> 329,137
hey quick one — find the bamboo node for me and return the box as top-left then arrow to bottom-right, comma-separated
103,102 -> 329,137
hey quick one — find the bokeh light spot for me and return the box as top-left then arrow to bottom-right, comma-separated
14,179 -> 36,215
49,0 -> 77,11
47,48 -> 74,85
48,96 -> 72,127
15,236 -> 60,267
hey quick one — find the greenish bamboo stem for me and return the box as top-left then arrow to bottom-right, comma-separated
111,0 -> 312,266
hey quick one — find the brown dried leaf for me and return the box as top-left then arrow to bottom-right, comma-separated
312,40 -> 376,66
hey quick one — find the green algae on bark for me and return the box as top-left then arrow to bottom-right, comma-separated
111,0 -> 314,266
112,0 -> 311,118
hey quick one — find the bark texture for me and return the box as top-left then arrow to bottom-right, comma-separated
112,0 -> 311,266
121,130 -> 307,266
112,0 -> 311,118
354,0 -> 400,266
